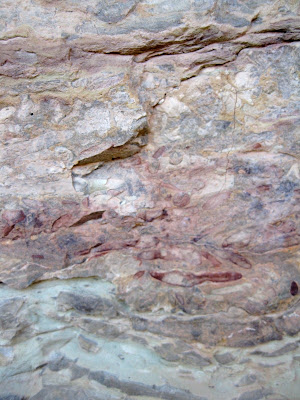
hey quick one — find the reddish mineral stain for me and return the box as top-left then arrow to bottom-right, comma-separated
71,211 -> 104,227
172,192 -> 190,207
88,251 -> 109,260
227,252 -> 252,269
2,225 -> 14,237
257,185 -> 272,192
2,209 -> 26,225
153,146 -> 166,159
131,155 -> 142,165
290,281 -> 298,296
75,249 -> 91,256
51,214 -> 73,232
134,271 -> 145,279
1,210 -> 26,237
150,270 -> 242,287
32,254 -> 45,260
201,251 -> 222,267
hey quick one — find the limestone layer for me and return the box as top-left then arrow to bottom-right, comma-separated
0,1 -> 299,399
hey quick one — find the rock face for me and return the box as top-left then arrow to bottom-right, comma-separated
0,1 -> 299,399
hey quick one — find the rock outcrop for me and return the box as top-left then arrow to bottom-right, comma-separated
0,1 -> 299,399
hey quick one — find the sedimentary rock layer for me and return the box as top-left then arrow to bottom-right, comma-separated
0,1 -> 299,399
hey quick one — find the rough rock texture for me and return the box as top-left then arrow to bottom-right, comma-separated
0,0 -> 299,399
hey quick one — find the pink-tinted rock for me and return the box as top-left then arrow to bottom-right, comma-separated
172,192 -> 191,207
0,1 -> 299,398
2,209 -> 26,225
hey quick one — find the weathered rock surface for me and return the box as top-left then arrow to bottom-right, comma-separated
0,0 -> 299,399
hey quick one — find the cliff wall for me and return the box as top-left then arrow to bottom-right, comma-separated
0,1 -> 299,399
